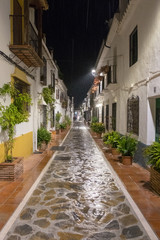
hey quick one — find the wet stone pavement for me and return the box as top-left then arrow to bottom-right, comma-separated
5,122 -> 150,240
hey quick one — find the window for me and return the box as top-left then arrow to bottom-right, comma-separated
56,89 -> 59,99
40,57 -> 47,85
127,96 -> 139,135
107,65 -> 116,85
107,66 -> 112,84
130,26 -> 138,66
106,105 -> 109,130
99,82 -> 101,94
99,77 -> 104,93
14,78 -> 30,112
13,0 -> 22,45
102,76 -> 105,90
51,70 -> 55,89
102,105 -> 104,123
112,103 -> 117,131
60,92 -> 64,103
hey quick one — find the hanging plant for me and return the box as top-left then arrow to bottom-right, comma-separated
0,82 -> 32,162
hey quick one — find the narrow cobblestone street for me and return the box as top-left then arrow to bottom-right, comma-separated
4,122 -> 152,240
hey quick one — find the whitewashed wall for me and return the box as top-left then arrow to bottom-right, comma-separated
96,0 -> 160,145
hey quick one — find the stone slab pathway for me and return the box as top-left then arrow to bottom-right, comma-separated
4,122 -> 151,240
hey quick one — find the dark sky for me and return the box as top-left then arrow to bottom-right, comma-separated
43,0 -> 119,107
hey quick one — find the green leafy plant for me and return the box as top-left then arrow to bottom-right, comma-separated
117,135 -> 138,157
41,87 -> 55,126
59,122 -> 67,130
143,139 -> 160,171
91,122 -> 105,134
55,112 -> 62,130
91,116 -> 98,123
64,115 -> 71,127
0,82 -> 32,162
37,127 -> 51,147
42,87 -> 55,107
104,131 -> 121,148
103,132 -> 110,143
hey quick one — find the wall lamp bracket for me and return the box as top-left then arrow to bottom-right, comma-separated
104,44 -> 111,48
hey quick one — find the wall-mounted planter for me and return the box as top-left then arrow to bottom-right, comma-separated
0,157 -> 23,181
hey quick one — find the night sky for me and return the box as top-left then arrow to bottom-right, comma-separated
43,0 -> 119,108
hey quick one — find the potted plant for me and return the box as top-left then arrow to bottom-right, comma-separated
37,127 -> 51,150
0,82 -> 32,180
102,132 -> 112,153
143,140 -> 160,195
55,112 -> 62,134
59,122 -> 67,131
64,115 -> 71,128
91,116 -> 98,123
117,135 -> 138,165
41,86 -> 55,127
91,122 -> 105,138
103,132 -> 110,142
104,131 -> 121,155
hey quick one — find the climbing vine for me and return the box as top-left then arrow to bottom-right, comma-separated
0,82 -> 32,162
41,86 -> 55,126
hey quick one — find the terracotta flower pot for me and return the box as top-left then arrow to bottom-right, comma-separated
39,142 -> 48,151
96,133 -> 102,138
122,156 -> 132,165
56,129 -> 59,134
0,157 -> 23,181
111,148 -> 121,155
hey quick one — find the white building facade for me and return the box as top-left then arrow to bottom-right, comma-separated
90,0 -> 160,167
0,0 -> 72,163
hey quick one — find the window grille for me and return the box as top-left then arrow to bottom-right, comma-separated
14,78 -> 31,112
127,95 -> 139,135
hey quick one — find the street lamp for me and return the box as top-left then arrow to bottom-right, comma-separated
91,69 -> 96,76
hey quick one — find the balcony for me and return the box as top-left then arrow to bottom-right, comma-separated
9,44 -> 43,67
9,15 -> 43,67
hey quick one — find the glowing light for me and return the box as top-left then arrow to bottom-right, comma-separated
96,103 -> 103,107
91,69 -> 96,76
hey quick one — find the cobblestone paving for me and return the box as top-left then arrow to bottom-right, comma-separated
5,122 -> 150,240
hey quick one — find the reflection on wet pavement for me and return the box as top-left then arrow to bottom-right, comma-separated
5,122 -> 150,240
